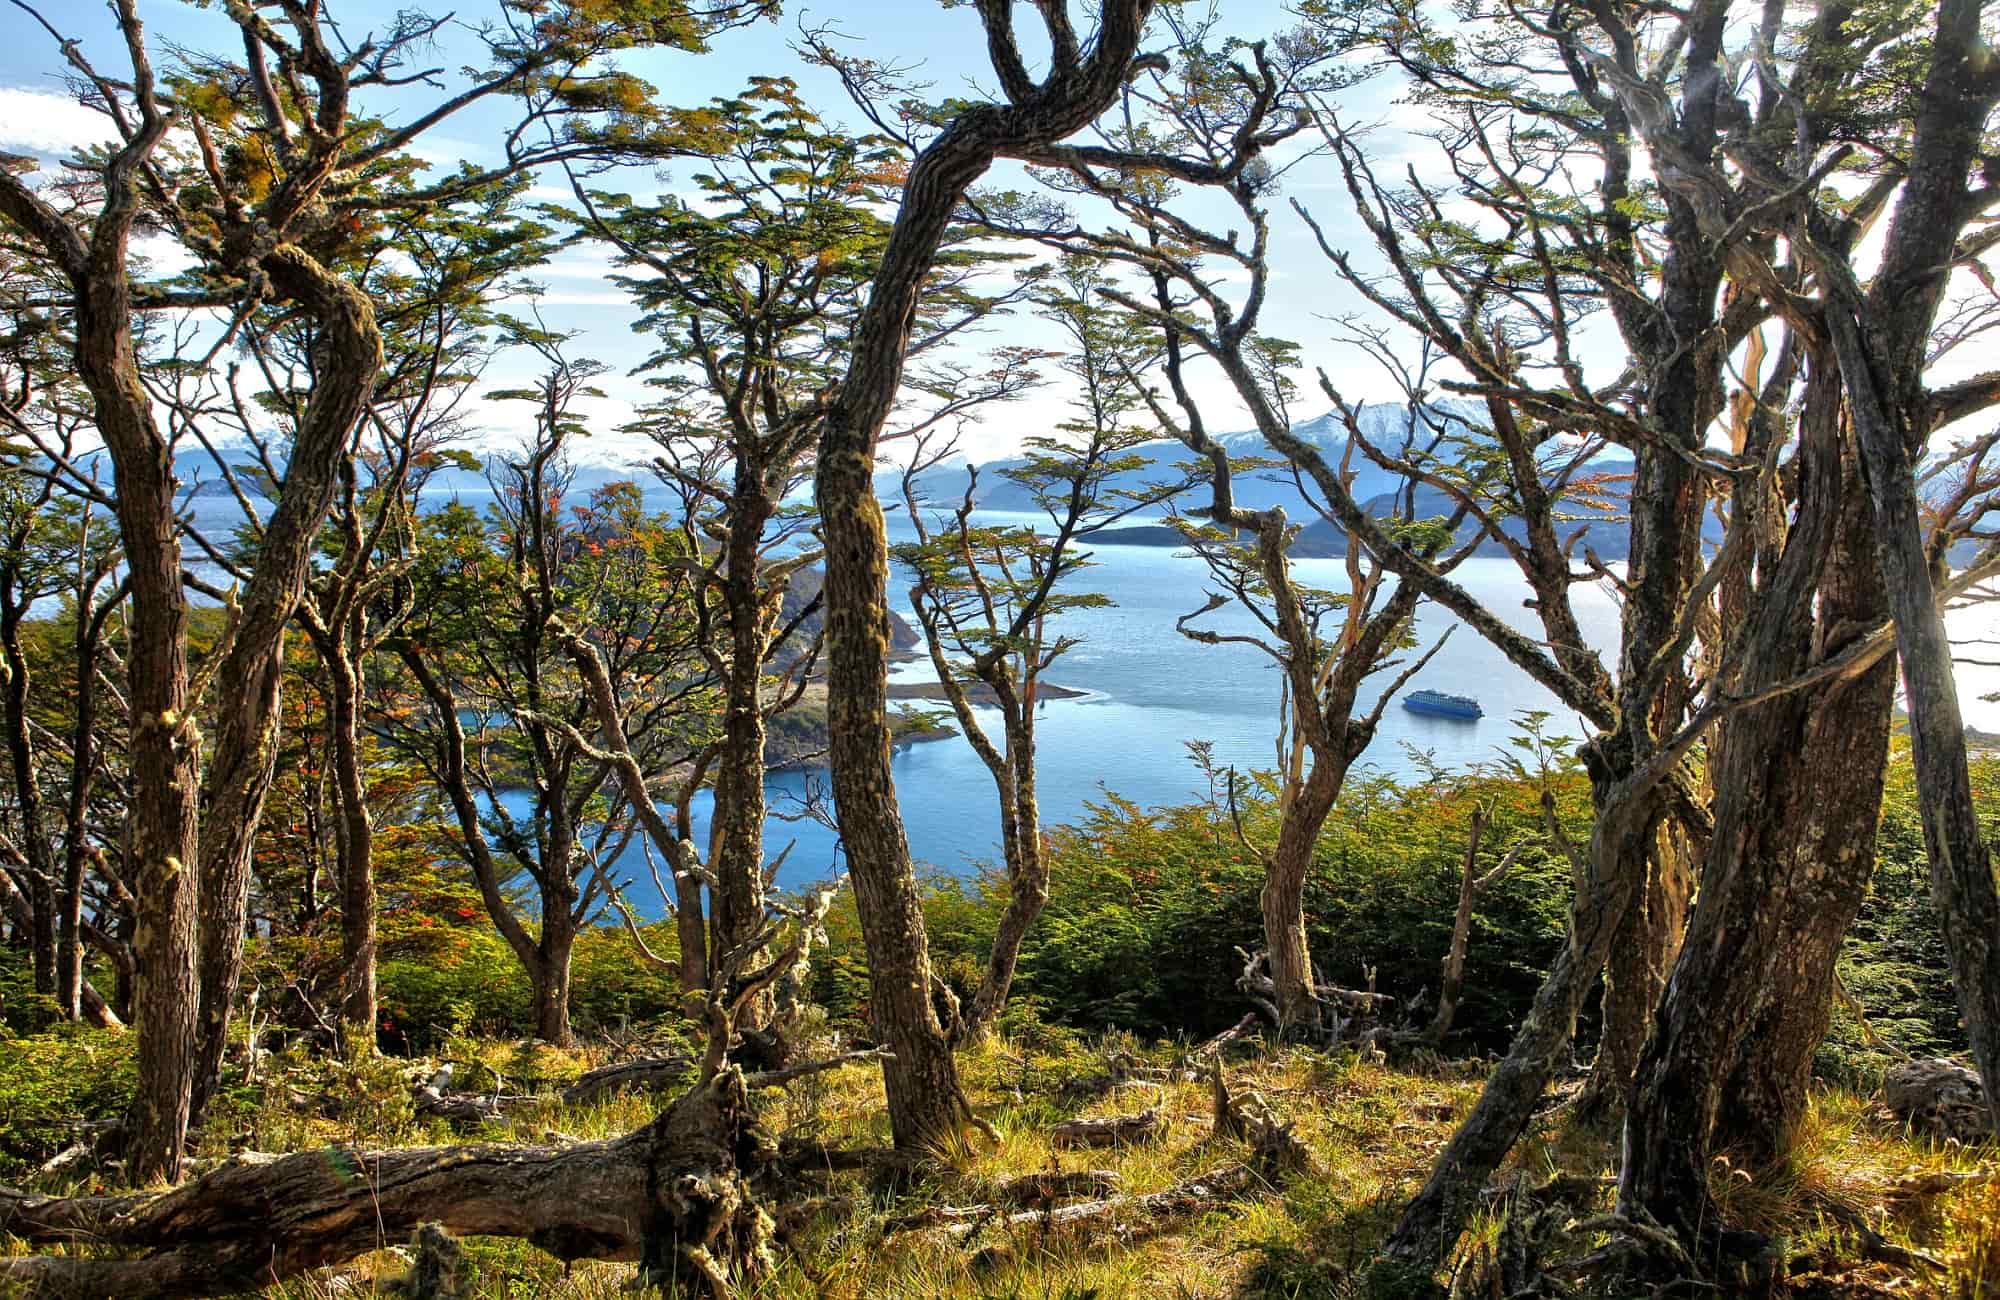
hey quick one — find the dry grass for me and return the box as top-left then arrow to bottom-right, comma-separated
9,1028 -> 1996,1299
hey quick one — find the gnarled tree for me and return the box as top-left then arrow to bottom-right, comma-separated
804,0 -> 1162,1150
0,0 -> 753,1176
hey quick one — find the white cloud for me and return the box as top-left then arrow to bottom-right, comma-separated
513,290 -> 637,308
405,137 -> 488,170
0,87 -> 117,157
535,255 -> 629,282
132,232 -> 197,278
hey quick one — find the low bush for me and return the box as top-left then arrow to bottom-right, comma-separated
817,768 -> 1586,1050
0,1010 -> 134,1176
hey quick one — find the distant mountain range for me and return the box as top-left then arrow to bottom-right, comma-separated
75,408 -> 1985,569
887,403 -> 1650,560
884,405 -> 1500,517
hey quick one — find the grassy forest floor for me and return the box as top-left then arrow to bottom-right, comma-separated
5,1023 -> 1994,1299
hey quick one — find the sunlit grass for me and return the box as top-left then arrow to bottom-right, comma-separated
6,1025 -> 1993,1298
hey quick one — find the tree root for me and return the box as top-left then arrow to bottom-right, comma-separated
1804,1192 -> 1947,1274
1051,1107 -> 1165,1149
1207,1061 -> 1317,1178
888,1164 -> 1261,1265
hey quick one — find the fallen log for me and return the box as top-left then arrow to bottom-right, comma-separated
0,1065 -> 770,1300
410,1087 -> 540,1126
0,893 -> 876,1299
410,1066 -> 539,1126
990,1169 -> 1122,1207
0,883 -> 876,1298
1889,1166 -> 1996,1200
901,1165 -> 1261,1264
1050,1107 -> 1164,1149
31,1145 -> 91,1180
560,1054 -> 696,1107
881,1167 -> 1127,1232
1188,1012 -> 1261,1061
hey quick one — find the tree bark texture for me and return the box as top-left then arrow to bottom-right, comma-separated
708,483 -> 777,990
191,245 -> 383,1120
328,629 -> 376,1031
1264,753 -> 1342,1034
968,710 -> 1047,1033
534,897 -> 579,1047
1622,359 -> 1895,1238
811,0 -> 1155,1148
1381,228 -> 1711,1261
0,127 -> 205,1181
1580,828 -> 1689,1116
0,1069 -> 776,1300
1817,0 -> 2000,1140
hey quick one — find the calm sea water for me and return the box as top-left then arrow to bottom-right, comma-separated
681,513 -> 2000,908
503,524 -> 1631,912
193,491 -> 2000,915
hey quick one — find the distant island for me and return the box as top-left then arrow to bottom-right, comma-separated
1087,481 -> 1639,561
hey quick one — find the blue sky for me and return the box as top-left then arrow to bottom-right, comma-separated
0,2 -> 1591,465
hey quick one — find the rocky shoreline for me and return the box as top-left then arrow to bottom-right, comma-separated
885,679 -> 1089,705
763,675 -> 1089,771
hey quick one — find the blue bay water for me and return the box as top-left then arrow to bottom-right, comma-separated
184,489 -> 2000,917
599,512 -> 1633,913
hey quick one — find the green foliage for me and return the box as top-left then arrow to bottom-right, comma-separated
0,950 -> 63,1036
820,768 -> 1585,1048
371,921 -> 685,1052
568,924 -> 685,1028
1823,739 -> 1996,1079
377,927 -> 533,1053
0,982 -> 134,1176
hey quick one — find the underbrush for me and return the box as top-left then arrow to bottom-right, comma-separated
3,1019 -> 1991,1299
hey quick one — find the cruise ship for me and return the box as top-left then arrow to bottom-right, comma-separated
1402,689 -> 1484,720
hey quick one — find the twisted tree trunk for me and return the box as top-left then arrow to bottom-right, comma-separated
0,135 -> 206,1180
1579,831 -> 1687,1117
812,0 -> 1155,1148
968,705 -> 1047,1034
708,483 -> 776,1001
1621,349 -> 1897,1241
1263,757 -> 1342,1034
190,246 -> 383,1122
1810,0 -> 2000,1145
327,614 -> 376,1032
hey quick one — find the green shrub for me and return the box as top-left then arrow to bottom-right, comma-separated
569,923 -> 685,1029
814,771 -> 1584,1049
377,927 -> 531,1052
1822,741 -> 1995,1081
0,1021 -> 135,1176
0,952 -> 63,1036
